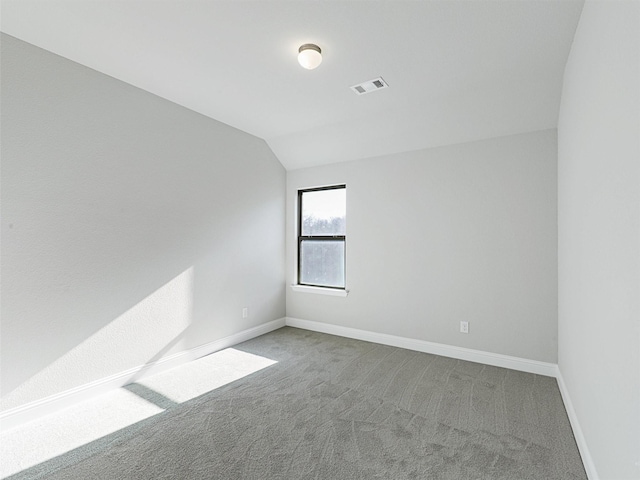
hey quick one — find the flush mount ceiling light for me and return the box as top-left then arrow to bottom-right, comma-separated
298,44 -> 322,70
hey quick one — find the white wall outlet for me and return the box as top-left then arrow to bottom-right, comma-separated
460,321 -> 469,334
242,307 -> 248,319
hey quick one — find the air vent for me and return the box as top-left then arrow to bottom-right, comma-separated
350,77 -> 389,95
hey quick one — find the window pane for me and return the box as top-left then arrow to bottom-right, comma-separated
300,240 -> 345,288
301,188 -> 345,236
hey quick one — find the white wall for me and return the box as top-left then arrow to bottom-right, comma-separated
287,130 -> 558,363
0,35 -> 286,411
558,1 -> 640,478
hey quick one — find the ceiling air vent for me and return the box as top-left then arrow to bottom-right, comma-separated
350,77 -> 388,95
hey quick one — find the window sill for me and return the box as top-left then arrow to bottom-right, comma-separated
290,285 -> 349,297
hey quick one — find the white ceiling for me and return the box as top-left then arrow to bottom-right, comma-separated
1,0 -> 584,170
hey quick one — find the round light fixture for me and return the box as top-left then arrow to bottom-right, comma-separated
298,44 -> 322,70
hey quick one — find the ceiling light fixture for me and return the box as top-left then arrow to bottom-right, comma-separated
298,44 -> 322,70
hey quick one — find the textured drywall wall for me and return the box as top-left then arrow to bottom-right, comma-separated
287,130 -> 558,363
1,34 -> 286,410
558,1 -> 640,478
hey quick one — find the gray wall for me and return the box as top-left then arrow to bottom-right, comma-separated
287,130 -> 558,363
1,35 -> 286,410
558,1 -> 640,478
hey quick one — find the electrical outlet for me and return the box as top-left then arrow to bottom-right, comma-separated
460,321 -> 469,334
242,307 -> 248,319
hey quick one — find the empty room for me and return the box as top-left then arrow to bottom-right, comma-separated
1,0 -> 638,479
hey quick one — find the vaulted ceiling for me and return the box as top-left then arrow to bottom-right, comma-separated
1,0 -> 584,170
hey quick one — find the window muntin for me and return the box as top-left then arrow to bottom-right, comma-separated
298,185 -> 346,289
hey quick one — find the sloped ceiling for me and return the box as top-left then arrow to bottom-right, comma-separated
0,0 -> 584,170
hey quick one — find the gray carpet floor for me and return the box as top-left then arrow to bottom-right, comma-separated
9,327 -> 587,479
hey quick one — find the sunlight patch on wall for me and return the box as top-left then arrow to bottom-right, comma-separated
1,268 -> 194,411
136,348 -> 278,403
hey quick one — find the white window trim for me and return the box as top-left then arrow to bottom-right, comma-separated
290,284 -> 349,297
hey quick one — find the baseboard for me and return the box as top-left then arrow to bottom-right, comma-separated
556,369 -> 599,480
0,317 -> 286,432
285,317 -> 557,377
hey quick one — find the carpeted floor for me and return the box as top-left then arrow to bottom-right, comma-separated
7,327 -> 587,479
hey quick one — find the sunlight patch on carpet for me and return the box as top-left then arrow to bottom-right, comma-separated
135,348 -> 278,403
0,388 -> 163,478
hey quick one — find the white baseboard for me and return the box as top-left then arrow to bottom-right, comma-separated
556,369 -> 599,480
285,317 -> 557,377
0,318 -> 286,432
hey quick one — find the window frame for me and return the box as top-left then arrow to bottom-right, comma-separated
297,184 -> 346,290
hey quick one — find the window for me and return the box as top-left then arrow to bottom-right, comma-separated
298,185 -> 346,289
